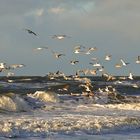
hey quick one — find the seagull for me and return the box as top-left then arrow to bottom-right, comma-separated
7,72 -> 15,77
115,63 -> 122,68
79,84 -> 91,92
102,73 -> 116,81
52,51 -> 65,59
10,64 -> 26,69
105,55 -> 112,61
74,49 -> 81,54
24,29 -> 37,36
52,35 -> 70,40
89,69 -> 97,75
132,84 -> 139,88
128,72 -> 133,80
97,66 -> 104,72
0,63 -> 7,70
33,47 -> 48,51
120,59 -> 130,66
91,57 -> 98,61
136,56 -> 140,64
74,45 -> 85,54
90,62 -> 101,67
85,47 -> 97,54
70,60 -> 79,65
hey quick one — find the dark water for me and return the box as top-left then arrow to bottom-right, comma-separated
0,76 -> 139,95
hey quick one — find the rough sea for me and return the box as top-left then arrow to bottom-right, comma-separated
0,76 -> 140,140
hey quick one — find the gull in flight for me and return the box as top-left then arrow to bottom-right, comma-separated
79,84 -> 91,92
105,55 -> 112,61
91,57 -> 98,61
89,62 -> 101,67
33,46 -> 48,51
52,35 -> 70,40
136,56 -> 140,64
85,47 -> 97,54
52,51 -> 65,59
24,29 -> 37,36
70,60 -> 79,65
128,72 -> 134,80
97,66 -> 104,72
89,69 -> 97,75
0,63 -> 8,71
10,64 -> 26,69
102,72 -> 116,81
7,72 -> 15,77
78,69 -> 89,75
115,63 -> 122,68
74,45 -> 85,54
120,59 -> 130,66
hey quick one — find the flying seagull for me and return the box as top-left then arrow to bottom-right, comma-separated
10,64 -> 26,69
70,60 -> 79,65
52,51 -> 65,59
33,47 -> 48,51
136,56 -> 140,64
120,59 -> 130,66
24,29 -> 37,36
105,55 -> 112,61
128,72 -> 134,80
52,35 -> 70,40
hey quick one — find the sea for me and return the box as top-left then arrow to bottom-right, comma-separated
0,76 -> 140,140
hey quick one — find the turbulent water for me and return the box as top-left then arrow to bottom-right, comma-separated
0,76 -> 140,140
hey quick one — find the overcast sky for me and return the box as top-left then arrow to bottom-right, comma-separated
0,0 -> 140,76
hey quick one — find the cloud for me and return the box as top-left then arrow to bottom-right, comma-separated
24,8 -> 44,17
48,7 -> 65,14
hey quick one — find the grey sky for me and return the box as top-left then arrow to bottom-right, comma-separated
0,0 -> 140,76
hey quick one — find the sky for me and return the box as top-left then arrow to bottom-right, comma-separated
0,0 -> 140,76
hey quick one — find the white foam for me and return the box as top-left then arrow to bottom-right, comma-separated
0,94 -> 30,112
27,91 -> 59,103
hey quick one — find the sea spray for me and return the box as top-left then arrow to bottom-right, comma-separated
27,91 -> 60,103
0,93 -> 30,112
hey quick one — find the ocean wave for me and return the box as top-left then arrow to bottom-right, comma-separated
0,93 -> 30,112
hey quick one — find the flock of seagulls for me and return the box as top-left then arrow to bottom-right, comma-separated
0,28 -> 140,97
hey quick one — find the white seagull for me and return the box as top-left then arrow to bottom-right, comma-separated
10,64 -> 26,69
33,47 -> 48,51
120,59 -> 130,66
105,55 -> 112,61
136,56 -> 140,64
128,72 -> 134,80
52,35 -> 70,40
